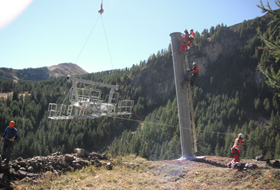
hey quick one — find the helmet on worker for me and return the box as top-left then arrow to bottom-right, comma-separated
9,121 -> 15,128
190,29 -> 193,32
238,133 -> 244,139
193,62 -> 196,66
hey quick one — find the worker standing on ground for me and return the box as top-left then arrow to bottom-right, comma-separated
179,29 -> 189,52
227,133 -> 247,168
190,62 -> 199,87
186,29 -> 195,52
1,121 -> 18,164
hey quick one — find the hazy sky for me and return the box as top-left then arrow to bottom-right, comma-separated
0,0 -> 278,73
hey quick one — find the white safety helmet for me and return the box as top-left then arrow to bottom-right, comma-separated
238,133 -> 244,139
190,29 -> 193,31
193,62 -> 196,65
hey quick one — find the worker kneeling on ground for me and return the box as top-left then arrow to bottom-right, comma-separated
227,133 -> 247,168
1,121 -> 18,164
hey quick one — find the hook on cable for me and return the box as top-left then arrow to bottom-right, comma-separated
98,1 -> 104,14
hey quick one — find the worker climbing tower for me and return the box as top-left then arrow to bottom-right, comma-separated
169,32 -> 194,159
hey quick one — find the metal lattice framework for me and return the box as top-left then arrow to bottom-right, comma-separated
48,75 -> 134,120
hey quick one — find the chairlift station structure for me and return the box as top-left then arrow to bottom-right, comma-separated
48,75 -> 134,120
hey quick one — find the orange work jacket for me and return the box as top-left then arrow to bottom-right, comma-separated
233,138 -> 242,153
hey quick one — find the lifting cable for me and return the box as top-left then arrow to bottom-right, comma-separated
74,1 -> 112,102
74,15 -> 101,65
72,14 -> 101,104
101,15 -> 114,69
98,0 -> 114,69
114,114 -> 238,137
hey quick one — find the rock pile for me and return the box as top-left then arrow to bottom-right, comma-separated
0,148 -> 112,189
232,162 -> 258,171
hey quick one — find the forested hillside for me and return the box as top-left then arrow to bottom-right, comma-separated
106,11 -> 280,160
0,10 -> 280,162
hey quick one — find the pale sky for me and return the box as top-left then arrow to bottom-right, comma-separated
0,0 -> 278,73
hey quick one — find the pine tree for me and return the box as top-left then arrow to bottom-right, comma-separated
214,144 -> 220,156
254,98 -> 262,110
263,98 -> 271,113
275,134 -> 280,159
257,1 -> 280,94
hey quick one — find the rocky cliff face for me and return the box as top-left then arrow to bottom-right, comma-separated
188,35 -> 245,76
131,53 -> 175,102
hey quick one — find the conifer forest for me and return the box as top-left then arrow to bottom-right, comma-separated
1,9 -> 280,162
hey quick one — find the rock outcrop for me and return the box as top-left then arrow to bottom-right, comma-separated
131,53 -> 175,102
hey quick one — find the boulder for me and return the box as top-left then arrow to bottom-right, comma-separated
74,148 -> 89,157
233,162 -> 245,171
106,162 -> 113,170
244,163 -> 258,170
18,170 -> 27,178
18,160 -> 28,167
89,152 -> 107,159
26,173 -> 38,179
16,157 -> 23,161
65,154 -> 75,162
94,160 -> 102,167
19,167 -> 26,171
72,163 -> 82,170
27,166 -> 34,172
30,162 -> 39,170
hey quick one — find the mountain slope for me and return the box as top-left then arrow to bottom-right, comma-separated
130,12 -> 273,103
48,63 -> 88,77
0,10 -> 279,164
0,63 -> 87,81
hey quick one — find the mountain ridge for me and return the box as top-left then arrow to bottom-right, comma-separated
0,62 -> 88,81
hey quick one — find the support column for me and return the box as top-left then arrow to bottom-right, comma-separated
169,32 -> 194,159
